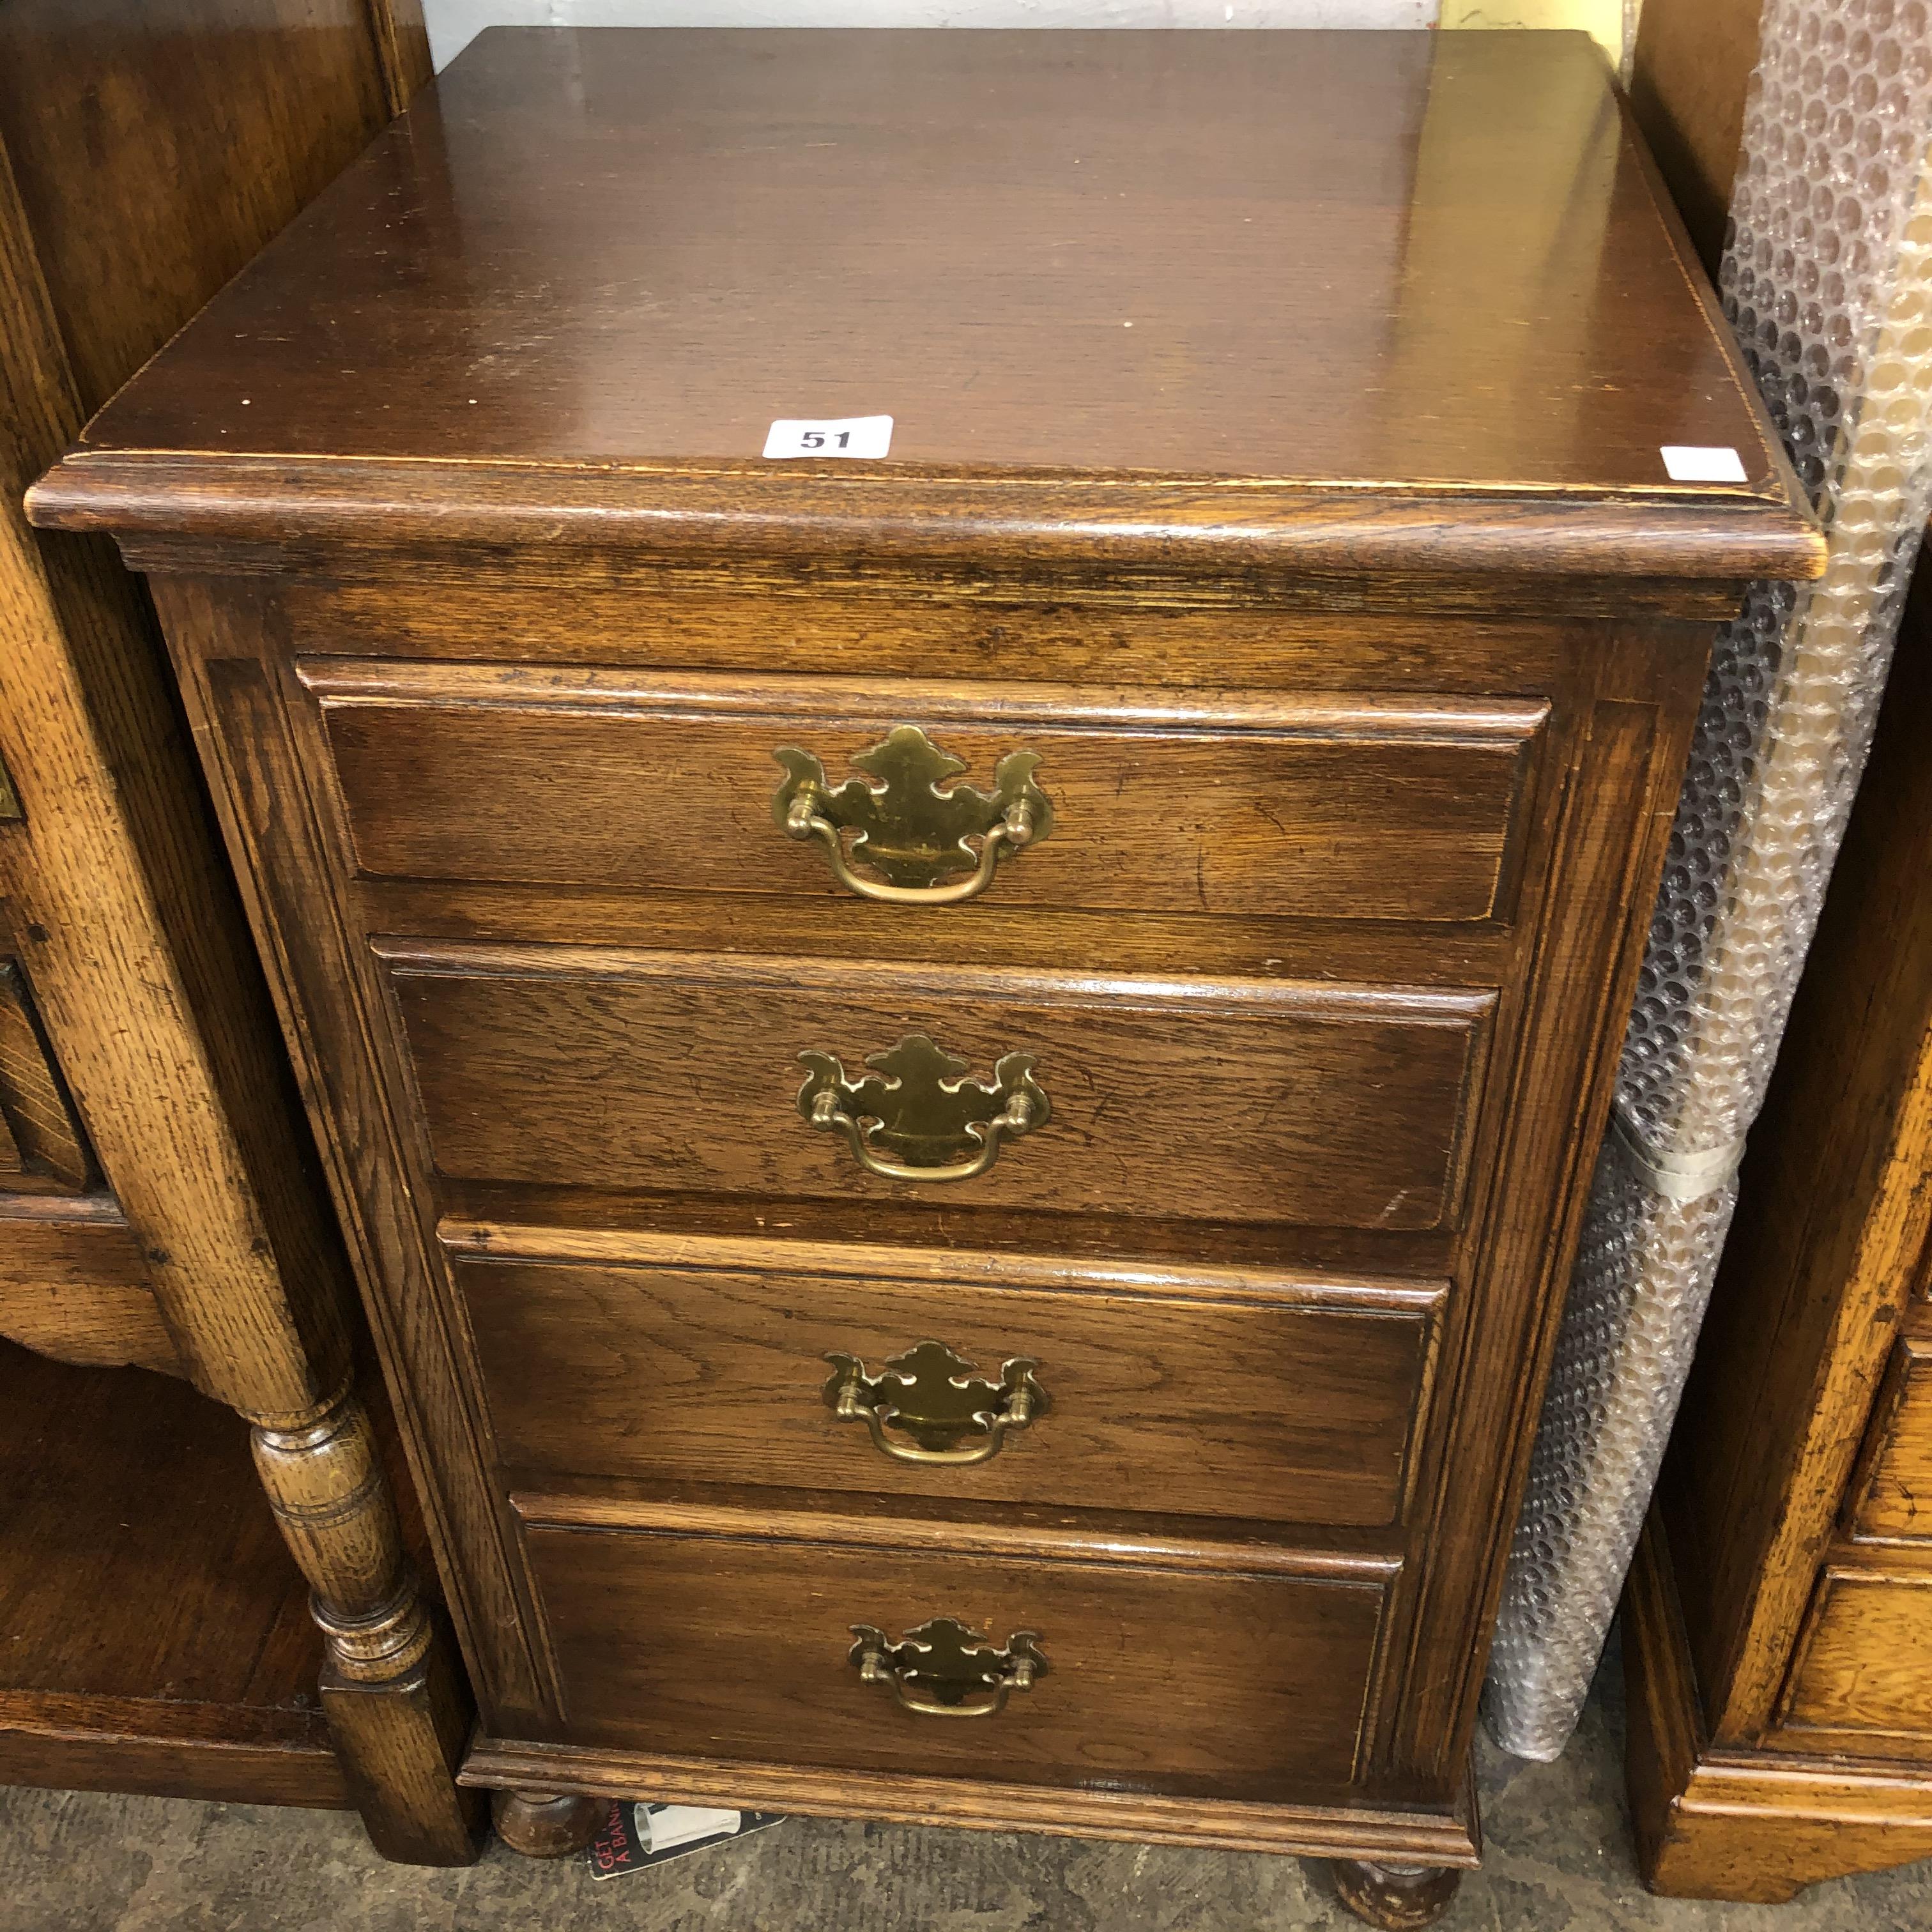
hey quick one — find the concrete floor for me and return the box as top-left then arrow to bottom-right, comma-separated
3,1641 -> 1928,1931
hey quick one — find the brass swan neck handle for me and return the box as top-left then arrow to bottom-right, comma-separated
772,725 -> 1054,907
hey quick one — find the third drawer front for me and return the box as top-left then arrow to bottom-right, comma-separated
381,946 -> 1495,1232
452,1246 -> 1443,1529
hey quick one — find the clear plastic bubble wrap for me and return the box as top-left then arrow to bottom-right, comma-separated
1483,0 -> 1932,1761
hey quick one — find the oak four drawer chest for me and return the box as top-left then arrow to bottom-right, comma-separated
28,26 -> 1821,1926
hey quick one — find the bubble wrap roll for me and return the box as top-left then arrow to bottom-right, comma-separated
1483,0 -> 1932,1760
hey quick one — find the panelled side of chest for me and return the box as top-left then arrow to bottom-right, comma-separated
142,560 -> 1717,1841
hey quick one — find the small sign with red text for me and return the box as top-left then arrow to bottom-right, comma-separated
587,1799 -> 786,1881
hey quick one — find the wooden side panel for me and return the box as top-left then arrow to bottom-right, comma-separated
522,1517 -> 1385,1800
454,1249 -> 1439,1530
310,665 -> 1548,925
383,946 -> 1494,1232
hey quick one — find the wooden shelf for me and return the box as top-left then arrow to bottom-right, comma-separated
0,1341 -> 349,1807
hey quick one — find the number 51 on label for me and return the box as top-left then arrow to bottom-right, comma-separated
762,415 -> 894,459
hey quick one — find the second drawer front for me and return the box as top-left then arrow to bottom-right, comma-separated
523,1518 -> 1386,1798
456,1250 -> 1440,1528
384,947 -> 1494,1232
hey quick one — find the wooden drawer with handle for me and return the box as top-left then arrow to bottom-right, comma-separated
449,1236 -> 1443,1529
307,662 -> 1548,926
381,942 -> 1494,1232
516,1503 -> 1390,1800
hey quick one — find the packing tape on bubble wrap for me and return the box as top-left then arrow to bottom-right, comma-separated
1605,1105 -> 1747,1207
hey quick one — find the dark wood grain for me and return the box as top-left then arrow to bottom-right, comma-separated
522,1513 -> 1384,1800
454,1245 -> 1439,1529
29,22 -> 1823,1892
55,29 -> 1787,500
311,664 -> 1545,925
383,943 -> 1492,1232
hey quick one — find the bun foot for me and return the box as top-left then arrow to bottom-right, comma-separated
491,1787 -> 606,1858
1328,1859 -> 1464,1929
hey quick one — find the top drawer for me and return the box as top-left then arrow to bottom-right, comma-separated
304,663 -> 1549,925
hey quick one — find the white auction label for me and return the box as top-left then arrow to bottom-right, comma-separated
763,415 -> 893,459
1660,445 -> 1748,483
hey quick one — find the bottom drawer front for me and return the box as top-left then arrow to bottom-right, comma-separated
526,1522 -> 1384,1800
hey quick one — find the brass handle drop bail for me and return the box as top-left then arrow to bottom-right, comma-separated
797,1033 -> 1049,1184
848,1618 -> 1048,1719
824,1342 -> 1047,1466
772,724 -> 1053,906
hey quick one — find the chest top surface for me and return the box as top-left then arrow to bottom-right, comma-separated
69,28 -> 1779,487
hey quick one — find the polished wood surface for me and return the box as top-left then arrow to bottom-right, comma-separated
65,29 -> 1788,501
1623,546 -> 1932,1897
312,664 -> 1547,926
25,25 -> 1820,1908
456,1246 -> 1438,1529
522,1514 -> 1384,1798
0,0 -> 473,1860
385,944 -> 1491,1231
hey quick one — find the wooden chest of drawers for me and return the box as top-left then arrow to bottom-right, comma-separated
27,26 -> 1820,1924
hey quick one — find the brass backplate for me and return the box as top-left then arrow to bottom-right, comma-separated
772,724 -> 1052,890
797,1033 -> 1048,1171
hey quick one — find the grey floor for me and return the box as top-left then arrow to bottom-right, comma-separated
3,1641 -> 1928,1931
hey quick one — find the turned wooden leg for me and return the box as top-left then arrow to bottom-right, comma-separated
493,1788 -> 607,1858
1328,1859 -> 1464,1929
251,1377 -> 484,1864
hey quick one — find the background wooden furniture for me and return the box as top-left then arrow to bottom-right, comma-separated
1622,553 -> 1932,1901
0,0 -> 479,1862
1620,1 -> 1932,1899
27,27 -> 1821,1926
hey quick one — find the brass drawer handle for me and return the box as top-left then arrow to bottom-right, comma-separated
823,1340 -> 1047,1466
772,724 -> 1053,906
848,1618 -> 1048,1719
797,1033 -> 1048,1183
